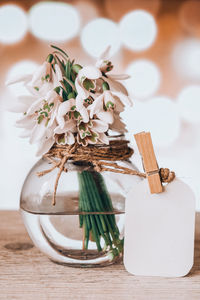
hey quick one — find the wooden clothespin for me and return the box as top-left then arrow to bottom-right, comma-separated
134,131 -> 163,194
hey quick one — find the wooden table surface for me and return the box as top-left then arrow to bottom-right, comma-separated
0,211 -> 199,300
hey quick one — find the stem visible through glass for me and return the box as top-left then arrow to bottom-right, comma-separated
78,170 -> 124,260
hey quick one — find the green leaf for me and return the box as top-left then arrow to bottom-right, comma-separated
65,60 -> 71,80
34,86 -> 39,91
63,78 -> 72,94
62,88 -> 68,101
67,92 -> 75,100
50,45 -> 68,58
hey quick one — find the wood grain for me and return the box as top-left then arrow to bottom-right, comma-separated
134,132 -> 163,194
0,211 -> 199,300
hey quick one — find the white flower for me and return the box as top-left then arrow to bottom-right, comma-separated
89,90 -> 126,124
7,62 -> 63,97
54,98 -> 77,145
89,91 -> 114,124
75,65 -> 101,99
77,119 -> 109,146
56,98 -> 76,129
110,112 -> 127,133
75,95 -> 89,123
95,46 -> 132,106
16,90 -> 62,155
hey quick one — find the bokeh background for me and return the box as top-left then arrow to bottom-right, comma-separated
0,0 -> 200,209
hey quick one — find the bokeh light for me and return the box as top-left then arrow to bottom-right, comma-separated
81,18 -> 121,57
105,0 -> 160,21
119,10 -> 157,52
179,0 -> 200,36
177,85 -> 200,123
29,2 -> 80,42
74,0 -> 99,25
6,60 -> 38,98
125,60 -> 161,99
0,4 -> 28,44
146,97 -> 180,146
123,97 -> 180,147
172,39 -> 200,80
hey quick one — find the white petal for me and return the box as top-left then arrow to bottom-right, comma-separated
36,137 -> 55,157
16,115 -> 35,129
75,78 -> 89,99
27,98 -> 43,115
114,96 -> 125,113
96,110 -> 114,124
8,102 -> 29,113
30,122 -> 47,144
110,114 -> 127,133
6,74 -> 32,85
58,99 -> 75,117
18,95 -> 37,105
108,74 -> 130,80
104,90 -> 116,105
89,94 -> 103,118
54,120 -> 76,134
76,95 -> 89,123
98,132 -> 109,144
31,62 -> 48,86
79,66 -> 101,80
104,77 -> 128,95
19,129 -> 32,138
99,45 -> 111,60
112,91 -> 133,106
91,119 -> 108,133
65,132 -> 75,145
53,64 -> 63,87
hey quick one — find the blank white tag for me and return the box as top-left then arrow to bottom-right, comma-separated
124,178 -> 196,277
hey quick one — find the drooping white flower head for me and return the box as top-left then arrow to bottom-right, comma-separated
6,45 -> 133,155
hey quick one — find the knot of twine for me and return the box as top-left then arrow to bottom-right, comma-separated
37,140 -> 175,205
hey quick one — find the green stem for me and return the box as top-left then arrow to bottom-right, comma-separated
78,170 -> 123,259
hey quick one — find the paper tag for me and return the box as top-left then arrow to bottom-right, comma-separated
124,178 -> 196,277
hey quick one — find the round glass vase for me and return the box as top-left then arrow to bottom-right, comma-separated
20,153 -> 141,267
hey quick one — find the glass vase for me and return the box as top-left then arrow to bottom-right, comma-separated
20,152 -> 141,267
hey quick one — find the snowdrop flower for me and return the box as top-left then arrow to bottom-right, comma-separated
54,120 -> 76,146
89,87 -> 126,124
7,60 -> 63,98
95,46 -> 113,73
6,45 -> 133,154
89,91 -> 114,124
16,90 -> 62,155
75,65 -> 101,99
54,98 -> 77,145
95,46 -> 132,106
110,112 -> 127,133
77,119 -> 109,146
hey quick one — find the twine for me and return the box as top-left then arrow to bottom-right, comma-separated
37,140 -> 175,205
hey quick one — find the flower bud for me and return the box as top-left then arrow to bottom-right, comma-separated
72,64 -> 82,74
46,54 -> 54,63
